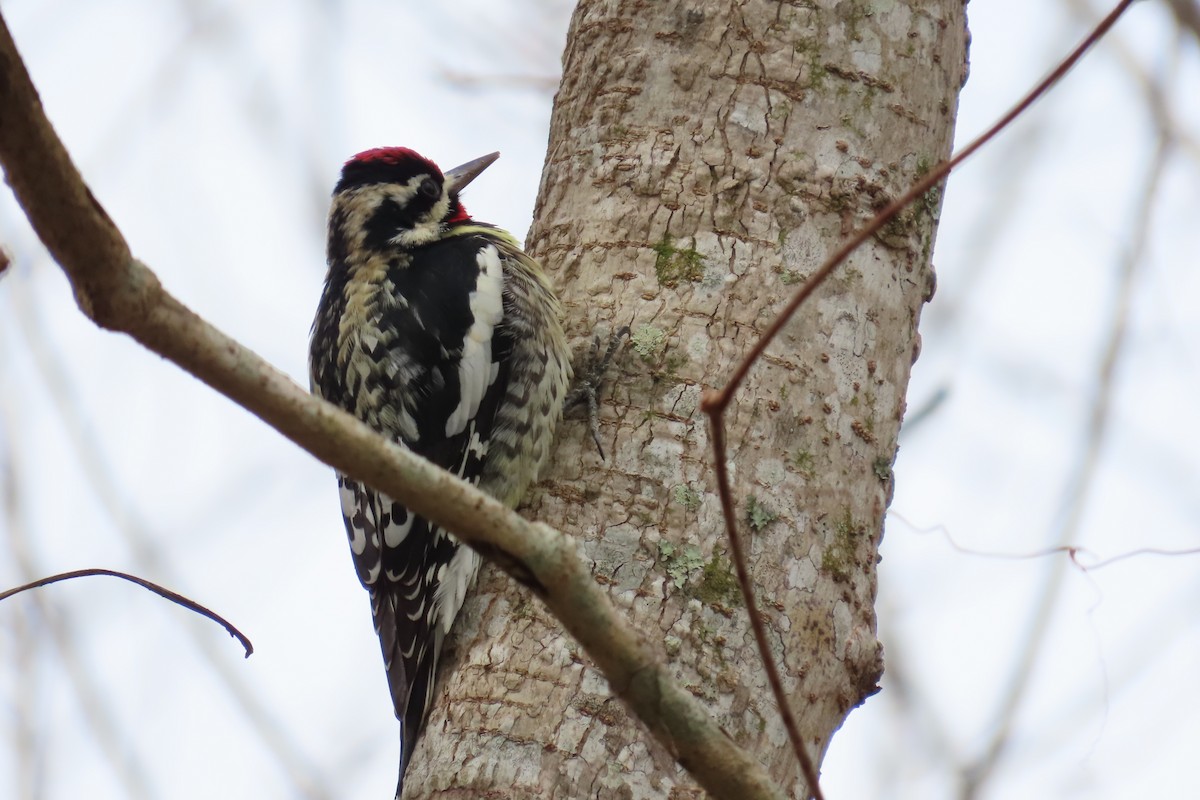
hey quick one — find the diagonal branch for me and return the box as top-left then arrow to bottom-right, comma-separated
0,12 -> 783,800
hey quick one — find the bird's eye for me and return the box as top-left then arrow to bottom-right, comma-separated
418,178 -> 440,199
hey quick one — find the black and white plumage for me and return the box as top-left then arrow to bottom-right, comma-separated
309,148 -> 571,798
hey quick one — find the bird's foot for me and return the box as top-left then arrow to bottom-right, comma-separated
565,326 -> 630,460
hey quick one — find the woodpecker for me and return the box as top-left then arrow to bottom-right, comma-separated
309,148 -> 571,797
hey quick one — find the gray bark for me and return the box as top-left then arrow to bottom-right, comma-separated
408,0 -> 968,796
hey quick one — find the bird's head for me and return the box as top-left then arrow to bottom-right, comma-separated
329,147 -> 499,254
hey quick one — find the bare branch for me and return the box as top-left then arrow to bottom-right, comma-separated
0,568 -> 254,657
0,12 -> 784,800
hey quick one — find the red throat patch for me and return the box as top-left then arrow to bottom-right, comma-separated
446,202 -> 472,224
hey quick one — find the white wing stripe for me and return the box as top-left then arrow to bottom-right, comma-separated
445,245 -> 505,437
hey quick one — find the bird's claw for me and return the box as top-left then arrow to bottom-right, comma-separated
565,326 -> 630,460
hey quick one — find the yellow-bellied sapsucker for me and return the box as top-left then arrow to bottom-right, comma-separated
309,148 -> 571,797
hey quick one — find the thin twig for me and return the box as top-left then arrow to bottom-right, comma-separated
1072,546 -> 1200,570
706,417 -> 825,798
890,511 -> 1200,571
698,1 -> 1139,794
0,568 -> 254,657
707,418 -> 824,799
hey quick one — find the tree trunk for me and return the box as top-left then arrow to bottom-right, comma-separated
408,0 -> 967,796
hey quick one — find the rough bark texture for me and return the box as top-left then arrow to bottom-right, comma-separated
408,0 -> 967,796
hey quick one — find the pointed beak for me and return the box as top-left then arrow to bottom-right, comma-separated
443,151 -> 500,194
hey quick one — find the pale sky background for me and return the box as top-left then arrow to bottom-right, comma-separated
1,1 -> 1198,799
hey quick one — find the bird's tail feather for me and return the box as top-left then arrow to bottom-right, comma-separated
378,577 -> 443,799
